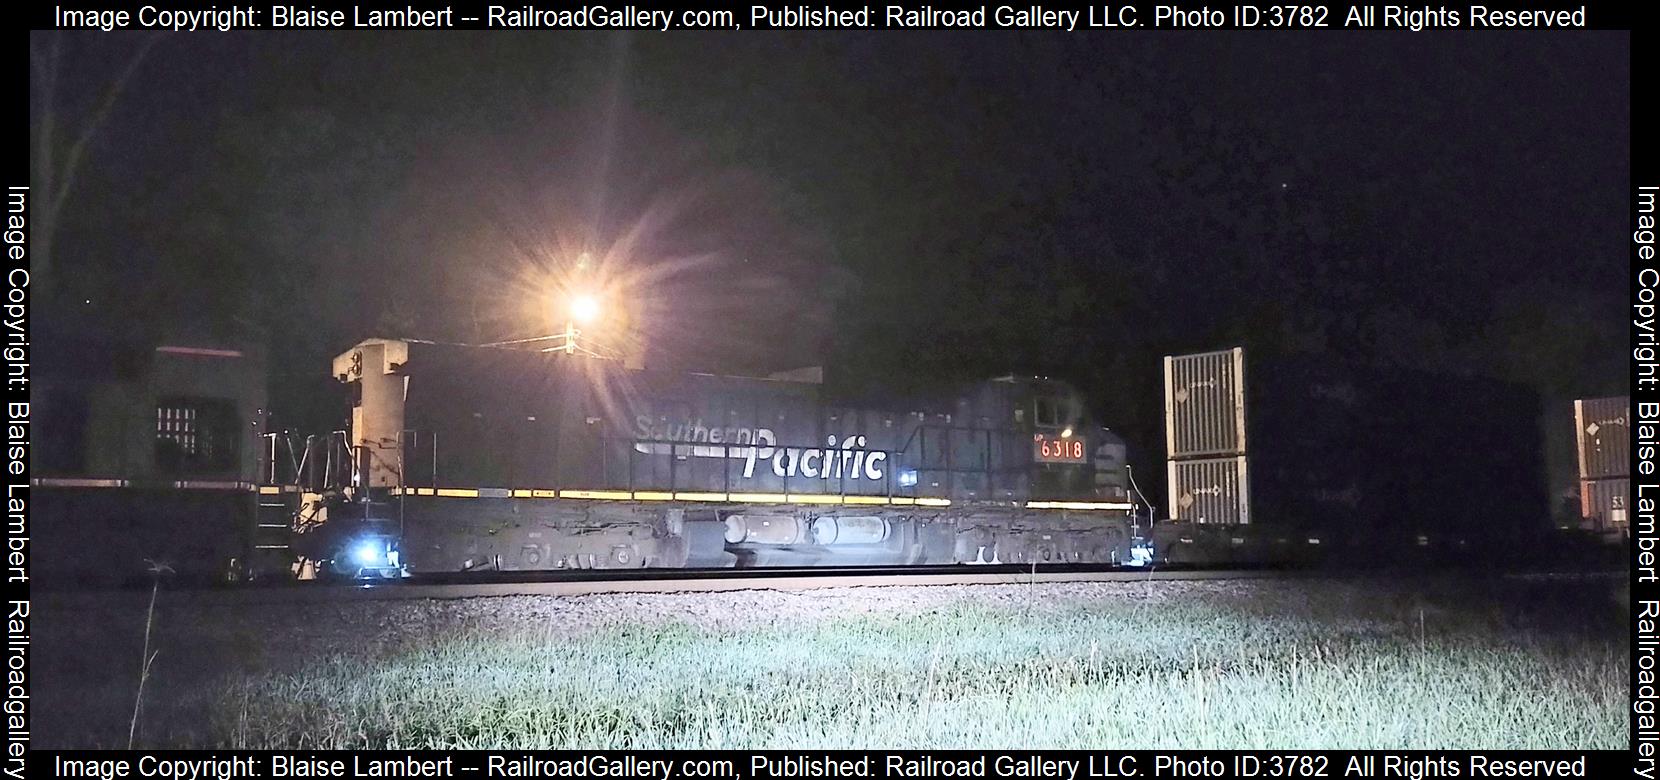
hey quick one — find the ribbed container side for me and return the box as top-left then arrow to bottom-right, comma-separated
1160,348 -> 1549,540
1164,348 -> 1246,459
1574,397 -> 1630,479
1167,456 -> 1250,525
1579,478 -> 1629,532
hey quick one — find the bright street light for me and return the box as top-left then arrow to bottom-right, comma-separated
570,293 -> 601,324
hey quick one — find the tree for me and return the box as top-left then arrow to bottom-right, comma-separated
29,32 -> 165,298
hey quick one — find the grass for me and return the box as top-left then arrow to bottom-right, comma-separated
131,584 -> 1628,750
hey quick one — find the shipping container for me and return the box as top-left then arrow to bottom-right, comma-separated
1164,348 -> 1246,458
1579,477 -> 1629,533
1167,456 -> 1249,525
1162,348 -> 1549,540
1574,397 -> 1630,479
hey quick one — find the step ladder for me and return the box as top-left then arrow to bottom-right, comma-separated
250,489 -> 299,579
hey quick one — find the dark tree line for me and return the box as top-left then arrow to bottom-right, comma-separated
31,32 -> 1626,455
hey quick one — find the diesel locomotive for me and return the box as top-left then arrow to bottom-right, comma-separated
279,337 -> 1154,577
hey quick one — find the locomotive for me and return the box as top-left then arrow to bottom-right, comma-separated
279,338 -> 1156,577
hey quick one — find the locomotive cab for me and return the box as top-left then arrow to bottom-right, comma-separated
999,377 -> 1132,505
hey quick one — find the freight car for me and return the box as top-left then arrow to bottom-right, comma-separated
1160,347 -> 1556,565
31,331 -> 270,586
1572,396 -> 1630,539
277,338 -> 1153,577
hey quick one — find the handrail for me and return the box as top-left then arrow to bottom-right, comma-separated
383,428 -> 1033,502
281,421 -> 1064,503
259,430 -> 358,492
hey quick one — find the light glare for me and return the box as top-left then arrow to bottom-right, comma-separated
352,540 -> 383,567
570,294 -> 601,324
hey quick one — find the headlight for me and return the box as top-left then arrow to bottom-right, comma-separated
1128,541 -> 1155,566
352,540 -> 386,567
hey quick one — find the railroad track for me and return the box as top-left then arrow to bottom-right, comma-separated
326,565 -> 1300,602
39,565 -> 1301,607
37,565 -> 1622,608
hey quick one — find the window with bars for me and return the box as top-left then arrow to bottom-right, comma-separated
1034,396 -> 1075,428
155,397 -> 239,474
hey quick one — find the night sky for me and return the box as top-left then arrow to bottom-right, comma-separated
32,30 -> 1631,472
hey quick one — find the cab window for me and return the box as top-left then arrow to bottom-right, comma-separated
1035,397 -> 1066,428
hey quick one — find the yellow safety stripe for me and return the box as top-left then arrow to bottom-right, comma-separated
1024,500 -> 1136,511
35,478 -> 273,492
174,480 -> 246,490
558,489 -> 633,500
388,485 -> 953,508
32,477 -> 128,488
40,479 -> 1120,513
